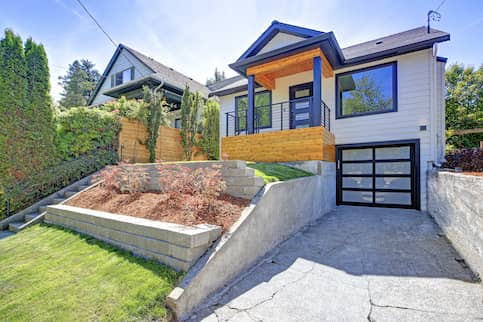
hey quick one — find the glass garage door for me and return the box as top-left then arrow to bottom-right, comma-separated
336,142 -> 419,209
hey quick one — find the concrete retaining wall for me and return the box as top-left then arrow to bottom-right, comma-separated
428,170 -> 483,277
167,162 -> 336,319
44,205 -> 221,271
120,160 -> 264,199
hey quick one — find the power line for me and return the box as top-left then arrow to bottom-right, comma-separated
435,0 -> 447,11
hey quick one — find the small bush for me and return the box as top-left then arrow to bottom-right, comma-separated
55,107 -> 121,160
443,148 -> 483,171
0,148 -> 117,220
97,164 -> 149,194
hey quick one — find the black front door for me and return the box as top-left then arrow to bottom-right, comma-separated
289,82 -> 313,129
336,140 -> 420,209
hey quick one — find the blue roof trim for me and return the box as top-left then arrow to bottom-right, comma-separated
436,56 -> 448,63
237,20 -> 323,61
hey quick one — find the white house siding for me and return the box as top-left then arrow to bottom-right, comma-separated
218,49 -> 445,210
91,49 -> 152,105
257,33 -> 305,55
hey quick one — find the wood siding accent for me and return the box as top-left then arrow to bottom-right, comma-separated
246,48 -> 334,90
221,127 -> 335,162
119,118 -> 207,163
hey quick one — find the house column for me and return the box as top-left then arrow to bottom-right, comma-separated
247,75 -> 255,134
311,56 -> 322,127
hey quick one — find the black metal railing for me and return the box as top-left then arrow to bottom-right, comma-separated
225,97 -> 331,136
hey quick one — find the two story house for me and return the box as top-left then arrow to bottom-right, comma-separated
210,21 -> 449,211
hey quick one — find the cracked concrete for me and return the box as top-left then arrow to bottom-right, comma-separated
187,206 -> 482,322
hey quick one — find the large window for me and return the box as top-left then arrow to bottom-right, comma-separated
336,62 -> 397,118
235,91 -> 271,130
111,67 -> 134,87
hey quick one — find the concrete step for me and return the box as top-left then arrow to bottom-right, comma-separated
64,191 -> 77,198
0,230 -> 15,239
224,176 -> 265,187
226,185 -> 263,199
38,206 -> 48,213
77,185 -> 89,191
8,221 -> 24,233
222,168 -> 255,177
24,213 -> 39,222
53,198 -> 65,204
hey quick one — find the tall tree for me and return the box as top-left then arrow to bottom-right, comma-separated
180,85 -> 202,160
58,59 -> 100,108
0,29 -> 28,188
206,68 -> 226,86
24,38 -> 56,169
445,63 -> 483,150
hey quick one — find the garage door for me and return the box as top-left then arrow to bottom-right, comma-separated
336,140 -> 420,209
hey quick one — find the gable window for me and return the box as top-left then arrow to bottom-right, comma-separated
111,67 -> 134,87
336,62 -> 397,119
235,91 -> 271,130
174,118 -> 181,129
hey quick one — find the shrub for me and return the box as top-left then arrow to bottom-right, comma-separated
443,148 -> 483,171
0,148 -> 117,220
97,164 -> 149,194
55,107 -> 121,160
199,99 -> 220,160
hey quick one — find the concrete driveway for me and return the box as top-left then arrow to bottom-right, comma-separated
190,206 -> 482,322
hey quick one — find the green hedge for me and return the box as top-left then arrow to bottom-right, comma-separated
0,148 -> 117,220
55,107 -> 121,160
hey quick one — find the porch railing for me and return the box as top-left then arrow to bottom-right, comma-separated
225,97 -> 331,136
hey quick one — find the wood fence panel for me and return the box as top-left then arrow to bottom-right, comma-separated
221,127 -> 335,162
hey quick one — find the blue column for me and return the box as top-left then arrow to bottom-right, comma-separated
312,56 -> 322,127
247,75 -> 255,134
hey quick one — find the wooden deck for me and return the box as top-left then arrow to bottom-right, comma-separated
221,126 -> 335,162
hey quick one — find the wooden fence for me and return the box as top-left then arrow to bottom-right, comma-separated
118,118 -> 207,163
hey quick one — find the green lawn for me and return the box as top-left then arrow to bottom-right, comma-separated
0,225 -> 182,321
247,162 -> 313,183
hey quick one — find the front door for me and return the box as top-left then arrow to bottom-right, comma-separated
289,82 -> 313,129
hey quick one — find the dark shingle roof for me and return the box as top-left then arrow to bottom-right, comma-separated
123,45 -> 209,96
342,27 -> 449,62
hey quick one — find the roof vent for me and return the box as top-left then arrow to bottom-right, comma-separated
375,40 -> 383,45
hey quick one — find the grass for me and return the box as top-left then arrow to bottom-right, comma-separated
0,225 -> 182,322
247,162 -> 313,183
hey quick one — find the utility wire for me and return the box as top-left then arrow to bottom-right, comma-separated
73,0 -> 147,85
435,0 -> 447,11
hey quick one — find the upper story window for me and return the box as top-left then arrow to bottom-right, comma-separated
111,67 -> 134,87
235,91 -> 271,130
336,62 -> 397,119
174,118 -> 181,129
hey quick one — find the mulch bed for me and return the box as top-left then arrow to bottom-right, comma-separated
66,186 -> 250,232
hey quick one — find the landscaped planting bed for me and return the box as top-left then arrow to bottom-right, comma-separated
66,164 -> 249,232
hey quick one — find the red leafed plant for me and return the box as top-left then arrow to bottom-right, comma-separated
96,163 -> 149,193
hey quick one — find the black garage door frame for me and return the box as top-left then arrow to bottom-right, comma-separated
336,139 -> 420,210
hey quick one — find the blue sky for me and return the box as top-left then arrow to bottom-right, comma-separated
1,0 -> 482,101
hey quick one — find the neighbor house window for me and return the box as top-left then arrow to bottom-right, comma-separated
336,62 -> 397,118
174,118 -> 181,129
235,91 -> 271,130
111,67 -> 134,87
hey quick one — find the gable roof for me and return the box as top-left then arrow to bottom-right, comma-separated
238,20 -> 324,60
88,44 -> 208,105
211,25 -> 450,96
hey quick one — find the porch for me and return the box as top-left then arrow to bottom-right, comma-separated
221,47 -> 336,162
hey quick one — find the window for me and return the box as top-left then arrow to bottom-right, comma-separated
111,67 -> 134,87
235,91 -> 271,130
336,62 -> 397,118
174,118 -> 181,129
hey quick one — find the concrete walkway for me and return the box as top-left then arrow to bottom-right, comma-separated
190,206 -> 482,322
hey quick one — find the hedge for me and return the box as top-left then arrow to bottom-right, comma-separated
55,107 -> 121,160
443,148 -> 483,172
0,148 -> 117,220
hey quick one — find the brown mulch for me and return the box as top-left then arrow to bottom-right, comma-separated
66,186 -> 250,232
462,172 -> 483,177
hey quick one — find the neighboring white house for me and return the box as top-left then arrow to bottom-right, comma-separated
88,44 -> 209,128
209,21 -> 449,211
